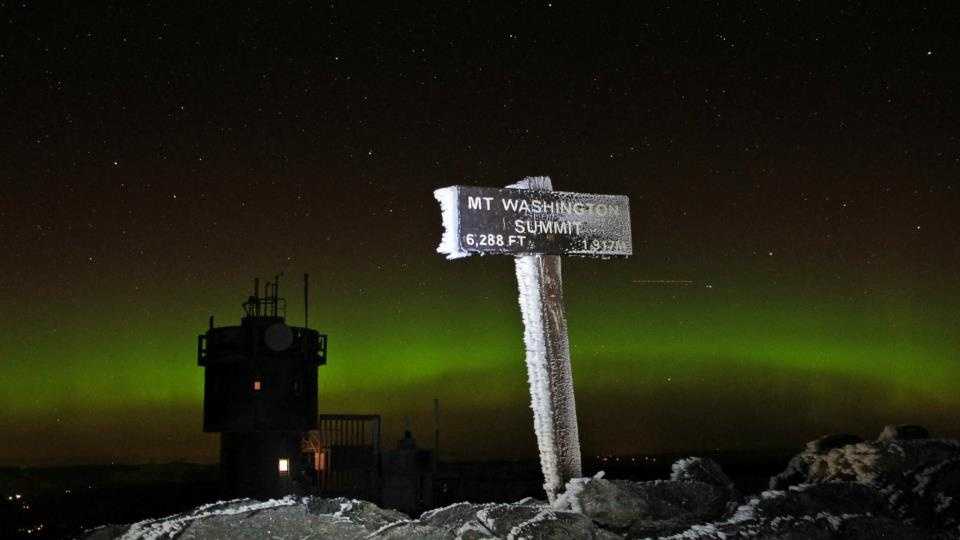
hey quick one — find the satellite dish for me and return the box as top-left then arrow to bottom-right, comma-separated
264,322 -> 294,352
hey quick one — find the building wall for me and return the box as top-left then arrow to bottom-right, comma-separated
219,431 -> 309,499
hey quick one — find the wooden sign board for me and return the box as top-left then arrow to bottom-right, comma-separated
434,185 -> 633,259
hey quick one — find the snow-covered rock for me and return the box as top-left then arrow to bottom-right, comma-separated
772,427 -> 954,489
769,427 -> 960,531
122,497 -> 302,540
389,497 -> 620,539
307,497 -> 410,532
771,430 -> 956,491
769,433 -> 863,490
670,457 -> 734,489
471,502 -> 548,538
552,461 -> 737,537
506,509 -> 621,539
662,483 -> 944,539
85,496 -> 408,540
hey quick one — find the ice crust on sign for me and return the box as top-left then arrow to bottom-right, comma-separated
433,186 -> 469,259
511,176 -> 583,503
527,189 -> 632,258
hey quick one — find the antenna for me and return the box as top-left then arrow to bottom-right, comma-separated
304,273 -> 310,328
253,278 -> 260,316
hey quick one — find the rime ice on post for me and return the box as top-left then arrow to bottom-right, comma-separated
509,176 -> 582,501
433,176 -> 632,502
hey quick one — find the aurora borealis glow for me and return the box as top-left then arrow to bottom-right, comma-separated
1,4 -> 958,466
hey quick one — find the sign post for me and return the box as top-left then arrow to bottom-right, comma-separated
434,176 -> 632,502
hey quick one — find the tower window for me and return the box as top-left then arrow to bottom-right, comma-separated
253,380 -> 262,391
278,458 -> 289,476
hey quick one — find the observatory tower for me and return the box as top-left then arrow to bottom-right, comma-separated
197,275 -> 327,499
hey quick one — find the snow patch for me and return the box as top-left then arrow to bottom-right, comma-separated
552,471 -> 603,512
670,458 -> 699,481
935,493 -> 953,514
333,499 -> 355,517
506,508 -> 557,540
366,518 -> 413,538
760,489 -> 788,499
730,498 -> 761,523
816,512 -> 866,531
419,500 -> 474,521
456,518 -> 496,538
913,458 -> 957,497
662,523 -> 721,539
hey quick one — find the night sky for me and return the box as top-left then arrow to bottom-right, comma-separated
1,3 -> 958,466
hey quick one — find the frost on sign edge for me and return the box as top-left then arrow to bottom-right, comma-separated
433,186 -> 470,259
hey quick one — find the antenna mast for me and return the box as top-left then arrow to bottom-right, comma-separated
273,274 -> 281,316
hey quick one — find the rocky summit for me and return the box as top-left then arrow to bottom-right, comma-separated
87,425 -> 960,539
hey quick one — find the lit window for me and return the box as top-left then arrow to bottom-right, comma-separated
253,380 -> 262,391
278,458 -> 289,476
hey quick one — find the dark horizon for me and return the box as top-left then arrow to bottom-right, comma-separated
1,3 -> 958,467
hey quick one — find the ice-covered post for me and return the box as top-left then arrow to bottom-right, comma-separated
508,176 -> 580,500
434,176 -> 632,502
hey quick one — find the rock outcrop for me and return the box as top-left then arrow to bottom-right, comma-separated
87,425 -> 960,539
768,424 -> 960,531
552,462 -> 738,537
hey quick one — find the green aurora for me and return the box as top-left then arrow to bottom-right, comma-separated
3,255 -> 957,465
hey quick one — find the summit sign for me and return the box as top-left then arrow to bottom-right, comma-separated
434,176 -> 633,502
434,185 -> 633,258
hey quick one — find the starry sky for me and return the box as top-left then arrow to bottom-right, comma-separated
1,3 -> 958,465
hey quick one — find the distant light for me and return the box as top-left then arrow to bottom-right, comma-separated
278,458 -> 289,475
253,380 -> 262,391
